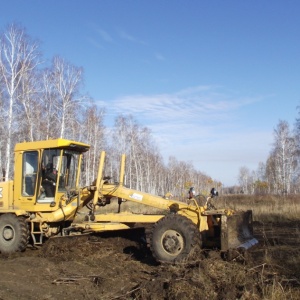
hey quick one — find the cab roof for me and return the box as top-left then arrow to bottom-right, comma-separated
14,138 -> 90,152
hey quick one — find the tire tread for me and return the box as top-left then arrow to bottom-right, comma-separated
0,214 -> 29,253
150,214 -> 202,263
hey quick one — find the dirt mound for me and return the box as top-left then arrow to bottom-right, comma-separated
0,223 -> 299,299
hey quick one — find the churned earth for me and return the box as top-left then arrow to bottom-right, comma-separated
0,222 -> 299,300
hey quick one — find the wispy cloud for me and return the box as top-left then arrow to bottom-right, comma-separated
87,25 -> 114,48
90,27 -> 165,64
86,37 -> 104,49
96,28 -> 113,42
106,85 -> 262,123
97,85 -> 268,185
155,52 -> 165,61
118,29 -> 146,45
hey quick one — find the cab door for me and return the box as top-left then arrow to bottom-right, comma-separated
14,150 -> 40,209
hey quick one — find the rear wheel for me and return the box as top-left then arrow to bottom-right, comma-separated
150,214 -> 202,263
0,214 -> 29,254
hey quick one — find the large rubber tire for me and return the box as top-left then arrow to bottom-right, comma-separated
0,214 -> 29,254
150,214 -> 202,263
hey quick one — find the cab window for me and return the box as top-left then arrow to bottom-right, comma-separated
41,149 -> 60,198
22,151 -> 38,196
58,150 -> 80,191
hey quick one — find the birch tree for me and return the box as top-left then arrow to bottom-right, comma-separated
81,105 -> 105,185
0,90 -> 3,180
111,115 -> 165,193
38,69 -> 59,139
254,162 -> 269,194
49,56 -> 87,139
238,166 -> 250,194
111,115 -> 141,189
271,120 -> 297,194
16,68 -> 44,141
0,24 -> 40,179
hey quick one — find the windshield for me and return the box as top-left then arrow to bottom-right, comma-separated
57,150 -> 80,191
41,149 -> 81,195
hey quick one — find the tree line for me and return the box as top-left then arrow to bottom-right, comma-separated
236,118 -> 300,195
0,23 -> 219,199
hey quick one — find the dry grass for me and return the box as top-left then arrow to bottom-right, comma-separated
217,194 -> 300,222
85,194 -> 300,299
95,194 -> 300,223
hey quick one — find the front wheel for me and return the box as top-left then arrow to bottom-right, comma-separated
150,214 -> 202,263
0,214 -> 29,254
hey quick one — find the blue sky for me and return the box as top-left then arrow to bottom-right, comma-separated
1,1 -> 300,186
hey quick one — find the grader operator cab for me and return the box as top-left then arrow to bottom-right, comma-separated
0,139 -> 258,262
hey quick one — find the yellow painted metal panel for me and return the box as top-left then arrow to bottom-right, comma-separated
93,213 -> 165,223
72,222 -> 131,231
0,181 -> 13,209
14,138 -> 90,152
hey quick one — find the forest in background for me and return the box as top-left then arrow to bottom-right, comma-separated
236,116 -> 300,195
0,23 -> 299,197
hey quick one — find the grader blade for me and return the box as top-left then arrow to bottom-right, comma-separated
221,210 -> 258,254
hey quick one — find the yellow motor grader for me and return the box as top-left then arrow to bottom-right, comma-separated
0,138 -> 257,262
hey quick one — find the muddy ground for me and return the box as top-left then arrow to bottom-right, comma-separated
0,222 -> 299,300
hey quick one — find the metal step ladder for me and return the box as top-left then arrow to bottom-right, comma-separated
30,222 -> 44,245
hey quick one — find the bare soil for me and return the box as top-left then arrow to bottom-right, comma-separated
0,222 -> 299,300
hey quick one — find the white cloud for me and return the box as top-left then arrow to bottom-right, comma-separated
155,52 -> 165,61
86,37 -> 104,49
98,86 -> 269,186
118,29 -> 146,45
96,28 -> 113,42
107,85 -> 262,124
87,25 -> 114,48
